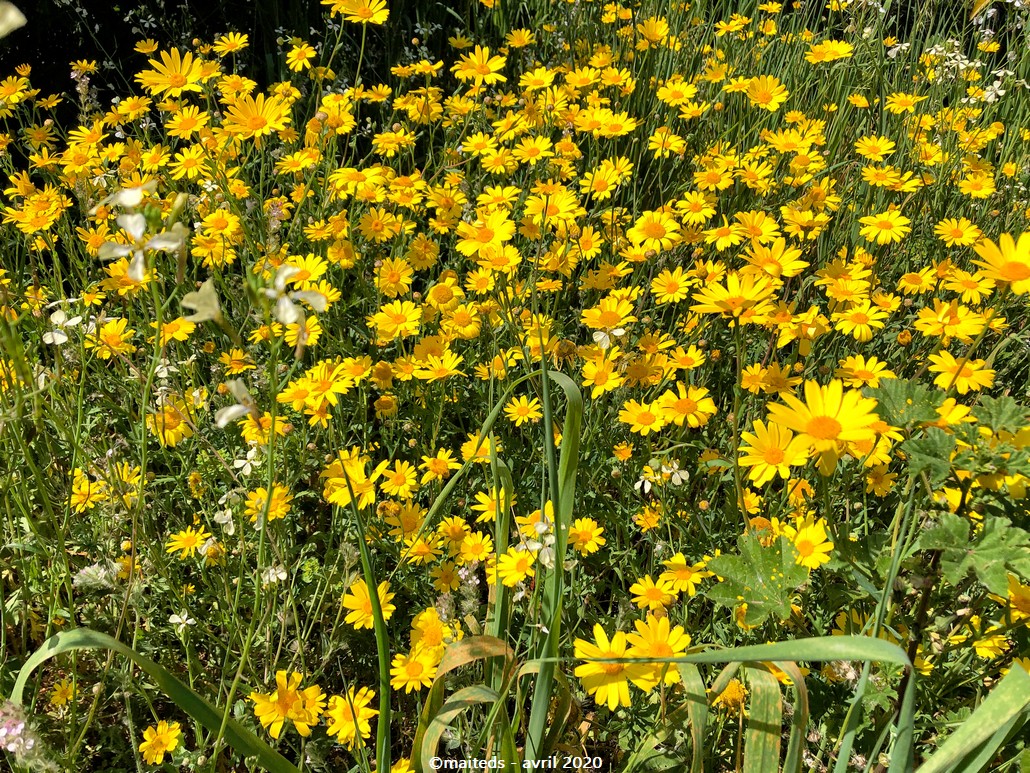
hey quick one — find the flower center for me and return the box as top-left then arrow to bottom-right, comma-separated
805,415 -> 842,440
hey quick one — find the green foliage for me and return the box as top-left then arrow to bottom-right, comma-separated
917,513 -> 1030,594
11,628 -> 299,773
707,534 -> 809,627
866,379 -> 941,429
900,428 -> 957,484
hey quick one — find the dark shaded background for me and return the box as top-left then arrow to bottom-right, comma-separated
1,0 -> 483,118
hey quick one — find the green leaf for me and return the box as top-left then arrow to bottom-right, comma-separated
412,637 -> 512,773
866,380 -> 940,428
526,370 -> 583,764
743,666 -> 783,773
918,666 -> 1030,773
778,661 -> 810,773
9,628 -> 299,773
918,513 -> 1030,594
901,428 -> 956,484
419,685 -> 502,766
707,534 -> 809,627
682,663 -> 709,773
973,395 -> 1030,434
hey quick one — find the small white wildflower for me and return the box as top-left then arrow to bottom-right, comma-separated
169,612 -> 195,634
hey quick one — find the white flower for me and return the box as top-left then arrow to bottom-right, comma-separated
154,357 -> 179,379
42,308 -> 83,346
261,565 -> 287,585
181,278 -> 222,323
216,379 -> 259,428
662,459 -> 689,486
234,446 -> 261,476
169,612 -> 195,634
592,327 -> 625,350
214,508 -> 236,536
0,3 -> 27,40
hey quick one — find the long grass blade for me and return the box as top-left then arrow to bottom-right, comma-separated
10,628 -> 299,773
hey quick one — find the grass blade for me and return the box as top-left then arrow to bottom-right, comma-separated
10,628 -> 299,773
743,665 -> 783,773
777,661 -> 810,773
916,666 -> 1030,773
525,370 -> 583,763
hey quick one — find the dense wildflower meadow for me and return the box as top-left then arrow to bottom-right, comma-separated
2,0 -> 1030,769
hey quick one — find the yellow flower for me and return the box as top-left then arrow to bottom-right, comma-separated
629,575 -> 678,611
504,396 -> 543,426
626,613 -> 692,689
784,516 -> 834,569
323,0 -> 390,24
660,553 -> 713,596
146,394 -> 196,447
627,210 -> 681,252
135,49 -> 204,97
712,678 -> 747,714
766,380 -> 879,474
166,524 -> 212,559
69,468 -> 108,513
972,232 -> 1030,293
390,650 -> 437,692
573,624 -> 651,710
326,687 -> 378,749
223,93 -> 292,142
927,352 -> 995,394
738,420 -> 810,486
342,579 -> 396,630
494,547 -> 536,587
657,383 -> 717,428
452,45 -> 507,86
249,671 -> 326,739
286,42 -> 317,71
85,318 -> 136,359
619,399 -> 667,436
858,209 -> 911,244
746,75 -> 789,111
139,720 -> 181,765
244,484 -> 294,524
568,518 -> 606,555
50,678 -> 76,708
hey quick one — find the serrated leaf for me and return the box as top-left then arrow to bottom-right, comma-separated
708,534 -> 809,626
918,513 -> 1030,594
971,395 -> 1029,434
900,428 -> 956,484
866,379 -> 940,428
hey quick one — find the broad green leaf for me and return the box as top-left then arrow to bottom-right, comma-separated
972,395 -> 1029,433
743,666 -> 783,773
918,513 -> 1030,594
607,635 -> 910,667
10,628 -> 298,773
866,380 -> 940,428
682,663 -> 709,773
707,534 -> 809,626
900,428 -> 956,484
918,666 -> 1030,773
